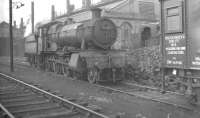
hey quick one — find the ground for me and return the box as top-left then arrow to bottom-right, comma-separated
0,56 -> 199,118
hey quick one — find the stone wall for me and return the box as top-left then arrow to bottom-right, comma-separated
126,45 -> 162,87
125,45 -> 199,93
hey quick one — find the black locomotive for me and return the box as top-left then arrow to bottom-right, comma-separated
25,8 -> 126,83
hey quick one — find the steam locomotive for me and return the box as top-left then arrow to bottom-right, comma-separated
25,8 -> 126,83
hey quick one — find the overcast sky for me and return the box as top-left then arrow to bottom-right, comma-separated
0,0 -> 100,36
0,0 -> 100,25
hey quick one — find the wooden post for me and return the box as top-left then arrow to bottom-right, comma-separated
9,0 -> 14,72
31,1 -> 34,34
159,0 -> 166,93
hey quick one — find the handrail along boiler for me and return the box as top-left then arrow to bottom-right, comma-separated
25,8 -> 126,83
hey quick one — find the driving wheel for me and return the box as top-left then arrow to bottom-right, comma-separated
88,68 -> 99,84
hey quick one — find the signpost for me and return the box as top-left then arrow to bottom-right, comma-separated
164,34 -> 186,68
160,0 -> 166,93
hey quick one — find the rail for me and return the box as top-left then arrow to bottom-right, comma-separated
0,72 -> 109,118
0,104 -> 15,118
94,83 -> 196,112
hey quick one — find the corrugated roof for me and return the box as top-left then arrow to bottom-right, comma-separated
56,0 -> 125,19
55,0 -> 128,23
0,21 -> 9,26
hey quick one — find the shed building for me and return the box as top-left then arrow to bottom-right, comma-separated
0,21 -> 25,57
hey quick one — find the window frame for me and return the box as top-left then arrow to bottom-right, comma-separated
165,3 -> 183,34
120,22 -> 132,49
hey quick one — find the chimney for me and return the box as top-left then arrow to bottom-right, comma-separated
13,20 -> 17,28
86,0 -> 91,8
67,0 -> 74,14
51,5 -> 55,20
82,0 -> 91,9
31,1 -> 34,33
91,7 -> 102,19
66,0 -> 70,14
20,18 -> 24,29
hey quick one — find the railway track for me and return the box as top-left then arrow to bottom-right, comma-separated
122,82 -> 185,96
0,73 -> 109,118
95,82 -> 200,114
0,59 -> 199,116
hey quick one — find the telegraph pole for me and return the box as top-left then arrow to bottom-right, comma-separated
159,0 -> 166,93
31,1 -> 34,33
9,1 -> 24,72
9,0 -> 14,72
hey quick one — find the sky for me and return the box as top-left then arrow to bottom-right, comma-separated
0,0 -> 101,36
0,0 -> 101,26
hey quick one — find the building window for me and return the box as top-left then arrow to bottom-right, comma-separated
141,27 -> 151,47
139,1 -> 155,19
47,42 -> 50,48
120,22 -> 132,49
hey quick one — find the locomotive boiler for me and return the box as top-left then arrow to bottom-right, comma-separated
25,8 -> 126,83
46,8 -> 117,51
